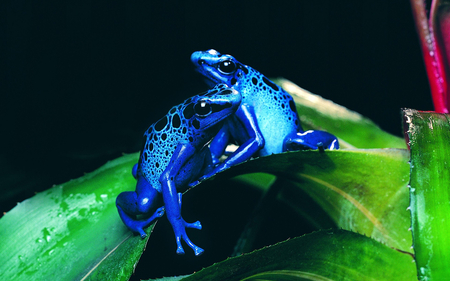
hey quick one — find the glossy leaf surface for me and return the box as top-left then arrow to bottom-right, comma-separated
0,153 -> 148,281
404,109 -> 450,280
219,149 -> 412,252
176,229 -> 415,281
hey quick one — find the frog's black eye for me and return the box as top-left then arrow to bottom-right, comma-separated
218,60 -> 237,74
194,101 -> 212,117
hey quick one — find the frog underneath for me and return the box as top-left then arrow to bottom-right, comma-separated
191,49 -> 339,177
116,84 -> 241,256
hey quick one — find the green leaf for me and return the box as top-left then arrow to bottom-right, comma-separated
178,229 -> 416,281
0,153 -> 151,281
216,149 -> 412,252
404,109 -> 450,280
275,78 -> 406,149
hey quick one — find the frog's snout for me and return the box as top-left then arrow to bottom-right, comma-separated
190,51 -> 203,65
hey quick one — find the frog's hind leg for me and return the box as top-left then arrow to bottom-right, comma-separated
284,130 -> 339,151
116,176 -> 165,238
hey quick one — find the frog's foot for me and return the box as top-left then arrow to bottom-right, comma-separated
117,205 -> 165,238
171,218 -> 204,256
132,163 -> 139,179
284,130 -> 339,151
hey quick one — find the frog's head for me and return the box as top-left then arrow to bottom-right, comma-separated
191,49 -> 249,88
186,84 -> 241,131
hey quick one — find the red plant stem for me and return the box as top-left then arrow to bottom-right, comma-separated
410,0 -> 449,113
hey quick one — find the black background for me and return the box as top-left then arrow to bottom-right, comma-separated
1,0 -> 431,278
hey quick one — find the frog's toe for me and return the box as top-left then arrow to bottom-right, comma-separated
194,246 -> 204,256
182,235 -> 204,256
185,220 -> 202,230
155,206 -> 165,217
138,229 -> 147,239
176,245 -> 185,255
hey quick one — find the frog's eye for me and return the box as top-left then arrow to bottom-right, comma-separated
194,101 -> 212,117
218,60 -> 237,74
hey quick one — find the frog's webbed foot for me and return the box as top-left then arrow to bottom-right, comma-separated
284,130 -> 339,151
116,176 -> 164,238
172,218 -> 204,256
171,193 -> 204,255
117,204 -> 165,238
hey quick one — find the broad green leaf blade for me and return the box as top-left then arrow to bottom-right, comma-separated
0,153 -> 150,281
216,149 -> 412,252
404,109 -> 450,280
274,78 -> 406,149
179,229 -> 416,281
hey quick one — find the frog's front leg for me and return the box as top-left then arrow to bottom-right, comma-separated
116,176 -> 165,238
209,123 -> 231,165
202,103 -> 265,178
284,130 -> 339,151
160,142 -> 204,256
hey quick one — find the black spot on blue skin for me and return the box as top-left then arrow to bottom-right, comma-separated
262,76 -> 279,91
189,136 -> 194,142
155,116 -> 168,131
252,77 -> 258,85
144,152 -> 148,161
156,162 -> 160,168
281,103 -> 285,109
161,133 -> 167,141
295,119 -> 299,125
149,143 -> 154,151
154,135 -> 158,141
274,96 -> 277,101
219,89 -> 233,95
231,78 -> 237,85
182,127 -> 187,134
192,119 -> 200,130
169,107 -> 176,114
289,100 -> 297,113
165,150 -> 169,156
183,103 -> 195,119
239,65 -> 249,74
172,113 -> 181,128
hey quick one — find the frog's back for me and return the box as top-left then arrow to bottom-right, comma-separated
139,103 -> 190,191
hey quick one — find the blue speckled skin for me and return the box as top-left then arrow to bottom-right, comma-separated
191,49 -> 339,177
116,84 -> 241,256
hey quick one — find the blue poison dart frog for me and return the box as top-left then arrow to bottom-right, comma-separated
116,84 -> 241,256
191,49 -> 339,177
